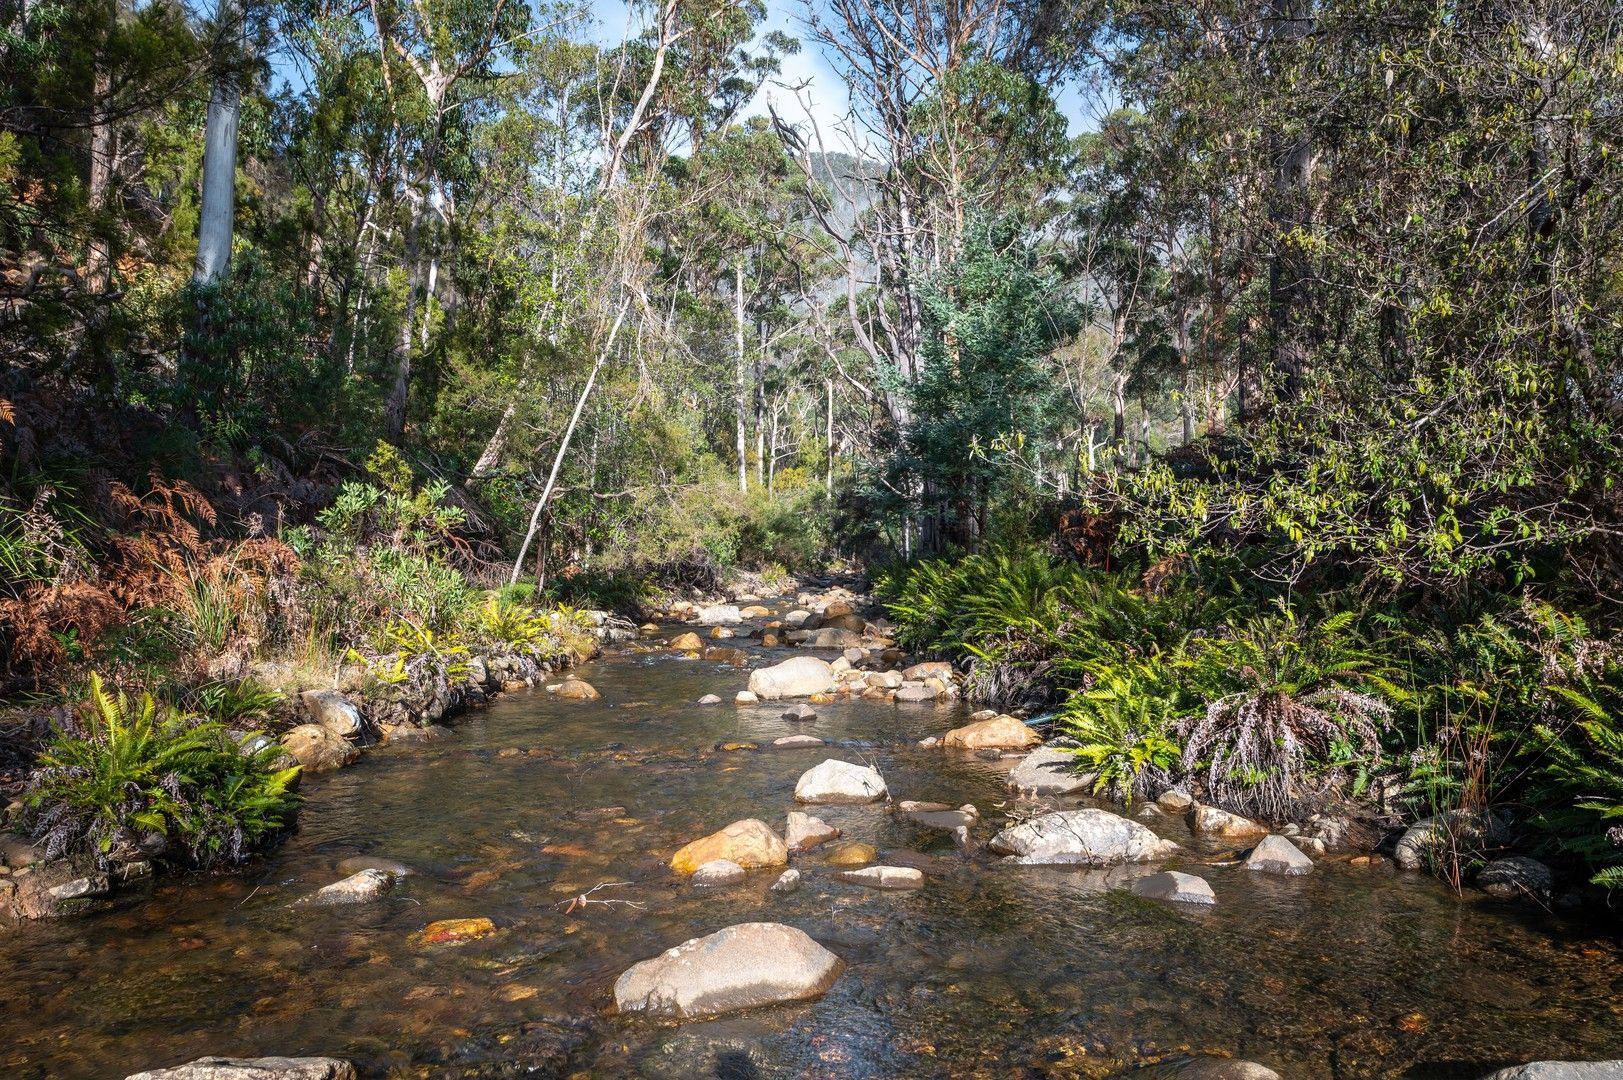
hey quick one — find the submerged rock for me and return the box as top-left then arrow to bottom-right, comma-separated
613,922 -> 843,1018
1130,870 -> 1216,905
413,917 -> 497,945
125,1057 -> 357,1080
944,714 -> 1041,750
988,808 -> 1180,866
294,868 -> 394,907
691,859 -> 747,886
334,855 -> 412,879
1172,1061 -> 1282,1080
1007,746 -> 1093,795
1244,835 -> 1314,876
670,819 -> 788,874
838,865 -> 925,890
280,725 -> 358,772
794,759 -> 888,804
748,656 -> 835,700
785,812 -> 840,852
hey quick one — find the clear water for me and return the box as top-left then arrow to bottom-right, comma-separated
2,628 -> 1621,1078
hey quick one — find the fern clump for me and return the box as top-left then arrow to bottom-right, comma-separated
24,673 -> 301,868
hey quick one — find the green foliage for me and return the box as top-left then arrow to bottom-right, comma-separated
1062,671 -> 1183,805
25,673 -> 300,868
1530,658 -> 1623,890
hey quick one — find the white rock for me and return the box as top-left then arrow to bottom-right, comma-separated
125,1058 -> 356,1080
1479,1064 -> 1623,1080
735,691 -> 759,704
691,859 -> 747,886
698,605 -> 743,625
794,759 -> 888,804
770,868 -> 802,894
988,808 -> 1180,866
838,865 -> 925,890
294,868 -> 394,907
697,694 -> 722,706
613,922 -> 843,1018
747,656 -> 835,700
785,811 -> 840,852
1244,835 -> 1314,876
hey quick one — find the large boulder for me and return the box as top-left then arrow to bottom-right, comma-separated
697,605 -> 743,626
614,922 -> 843,1018
1480,1066 -> 1623,1080
1007,747 -> 1094,795
671,819 -> 788,874
988,808 -> 1180,866
1131,870 -> 1216,905
300,690 -> 363,739
944,714 -> 1041,751
748,656 -> 835,700
280,725 -> 358,772
794,759 -> 888,804
1190,804 -> 1268,839
125,1058 -> 356,1080
1244,835 -> 1314,876
1394,809 -> 1510,871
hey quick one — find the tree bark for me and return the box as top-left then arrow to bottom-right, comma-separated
86,65 -> 114,291
734,261 -> 747,493
194,0 -> 242,285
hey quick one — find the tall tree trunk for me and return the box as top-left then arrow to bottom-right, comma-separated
825,377 -> 833,497
194,0 -> 242,285
86,65 -> 114,291
734,261 -> 747,493
383,193 -> 424,442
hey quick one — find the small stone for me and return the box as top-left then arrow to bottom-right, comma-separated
691,859 -> 747,886
550,678 -> 600,701
1191,804 -> 1268,839
697,694 -> 722,706
1131,870 -> 1216,905
1007,747 -> 1093,795
894,685 -> 940,703
772,734 -> 826,748
1244,835 -> 1314,876
670,632 -> 704,650
1156,790 -> 1194,812
785,812 -> 841,852
335,855 -> 413,879
300,689 -> 363,739
709,626 -> 734,639
782,703 -> 817,722
770,868 -> 802,894
838,865 -> 925,890
280,725 -> 359,772
735,691 -> 759,704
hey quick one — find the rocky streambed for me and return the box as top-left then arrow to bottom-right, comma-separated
1,596 -> 1621,1079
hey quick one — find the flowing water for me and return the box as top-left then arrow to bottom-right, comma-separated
3,619 -> 1622,1079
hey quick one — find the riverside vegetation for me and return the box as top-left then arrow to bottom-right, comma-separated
1,0 -> 1622,1073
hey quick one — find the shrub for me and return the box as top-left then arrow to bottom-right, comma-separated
1530,655 -> 1623,890
1061,667 -> 1184,804
24,673 -> 300,868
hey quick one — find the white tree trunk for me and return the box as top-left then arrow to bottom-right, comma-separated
194,0 -> 242,285
735,261 -> 747,493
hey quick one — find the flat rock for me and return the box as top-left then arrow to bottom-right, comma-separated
691,859 -> 747,886
1007,747 -> 1093,795
838,865 -> 925,890
1244,835 -> 1314,875
280,725 -> 358,772
614,922 -> 843,1018
988,809 -> 1180,866
1130,870 -> 1216,905
794,759 -> 888,804
748,656 -> 835,700
294,869 -> 394,907
785,812 -> 840,852
671,819 -> 788,874
772,735 -> 826,749
300,690 -> 363,739
125,1057 -> 357,1080
1191,804 -> 1268,839
944,714 -> 1041,750
894,685 -> 939,703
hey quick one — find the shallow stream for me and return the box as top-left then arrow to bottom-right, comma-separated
2,616 -> 1621,1078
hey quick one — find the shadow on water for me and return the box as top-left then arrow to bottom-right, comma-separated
1,619 -> 1621,1078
